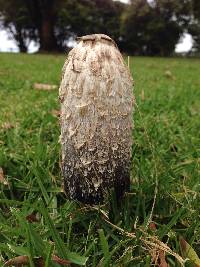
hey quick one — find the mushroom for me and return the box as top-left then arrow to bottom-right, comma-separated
59,34 -> 134,204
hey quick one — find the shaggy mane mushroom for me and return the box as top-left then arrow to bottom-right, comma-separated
59,34 -> 134,204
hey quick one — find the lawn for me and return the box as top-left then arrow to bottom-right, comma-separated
0,53 -> 200,266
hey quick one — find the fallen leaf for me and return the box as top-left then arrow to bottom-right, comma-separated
4,255 -> 71,266
151,246 -> 169,267
158,250 -> 169,267
164,70 -> 175,80
5,256 -> 44,267
4,255 -> 29,266
34,257 -> 45,267
139,90 -> 145,101
149,222 -> 157,231
180,237 -> 200,267
1,122 -> 14,130
51,109 -> 61,117
0,167 -> 8,185
149,222 -> 169,267
26,212 -> 39,223
34,83 -> 57,91
52,255 -> 70,265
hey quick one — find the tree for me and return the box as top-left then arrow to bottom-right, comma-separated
0,0 -> 126,52
0,0 -> 193,55
121,0 -> 191,56
56,0 -> 126,50
25,0 -> 63,52
0,0 -> 64,52
120,0 -> 152,55
0,0 -> 35,52
188,0 -> 200,52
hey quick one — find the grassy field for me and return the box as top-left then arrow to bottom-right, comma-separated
0,53 -> 200,266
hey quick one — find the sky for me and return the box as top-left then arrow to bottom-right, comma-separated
0,0 -> 193,53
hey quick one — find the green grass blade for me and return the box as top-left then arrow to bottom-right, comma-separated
45,243 -> 54,267
98,229 -> 110,266
40,201 -> 88,265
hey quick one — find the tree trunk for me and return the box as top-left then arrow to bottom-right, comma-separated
18,42 -> 28,53
14,27 -> 28,53
26,0 -> 59,52
39,16 -> 58,52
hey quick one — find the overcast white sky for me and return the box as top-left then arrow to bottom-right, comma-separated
0,0 -> 193,53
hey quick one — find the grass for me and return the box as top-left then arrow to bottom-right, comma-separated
0,52 -> 200,266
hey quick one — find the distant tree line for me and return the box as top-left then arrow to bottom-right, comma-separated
0,0 -> 199,55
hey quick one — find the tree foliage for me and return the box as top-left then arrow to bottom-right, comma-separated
0,0 -> 197,55
24,0 -> 63,51
56,0 -> 125,50
121,0 -> 192,56
188,0 -> 200,52
0,0 -> 35,52
0,0 -> 124,52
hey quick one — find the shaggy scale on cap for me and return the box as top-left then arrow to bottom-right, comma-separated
59,34 -> 134,204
